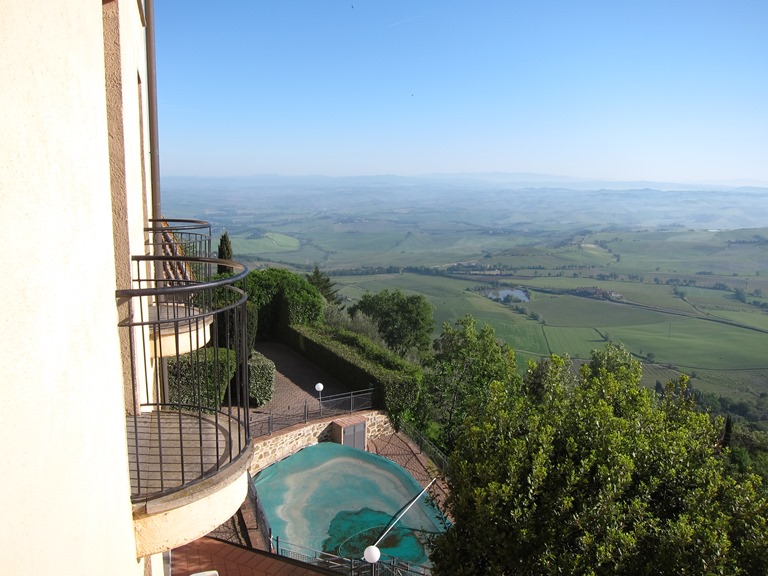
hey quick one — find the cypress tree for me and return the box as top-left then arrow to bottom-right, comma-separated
217,231 -> 233,274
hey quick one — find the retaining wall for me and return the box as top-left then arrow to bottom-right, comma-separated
248,410 -> 395,474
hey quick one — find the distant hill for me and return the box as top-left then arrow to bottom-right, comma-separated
163,174 -> 768,231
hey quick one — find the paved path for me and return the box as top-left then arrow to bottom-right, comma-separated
368,433 -> 450,514
251,340 -> 348,415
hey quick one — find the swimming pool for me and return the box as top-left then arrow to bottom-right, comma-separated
252,442 -> 446,565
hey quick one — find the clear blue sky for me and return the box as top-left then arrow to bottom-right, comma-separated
155,1 -> 768,184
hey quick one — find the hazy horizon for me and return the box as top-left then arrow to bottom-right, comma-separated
161,171 -> 768,192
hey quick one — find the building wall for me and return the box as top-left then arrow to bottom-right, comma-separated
0,2 -> 148,574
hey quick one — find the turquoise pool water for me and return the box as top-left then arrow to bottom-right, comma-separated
252,442 -> 446,565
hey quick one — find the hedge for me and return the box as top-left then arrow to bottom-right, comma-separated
248,350 -> 275,406
167,347 -> 237,408
282,324 -> 422,424
236,268 -> 324,337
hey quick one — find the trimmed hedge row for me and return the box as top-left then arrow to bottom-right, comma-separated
248,350 -> 276,406
283,324 -> 422,424
167,347 -> 237,408
236,268 -> 324,337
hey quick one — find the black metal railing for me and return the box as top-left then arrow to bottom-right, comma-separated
117,254 -> 250,502
249,389 -> 376,438
271,537 -> 432,575
146,218 -> 213,259
398,421 -> 449,475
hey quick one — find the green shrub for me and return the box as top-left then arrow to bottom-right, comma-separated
324,305 -> 385,346
248,350 -> 275,406
167,347 -> 237,408
283,324 -> 422,424
237,268 -> 324,336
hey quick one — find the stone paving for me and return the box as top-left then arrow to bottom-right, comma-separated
368,432 -> 450,515
251,340 -> 348,415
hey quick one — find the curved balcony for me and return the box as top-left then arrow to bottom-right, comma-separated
116,255 -> 250,504
146,218 -> 213,259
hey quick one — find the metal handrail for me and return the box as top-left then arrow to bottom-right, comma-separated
145,218 -> 213,259
271,536 -> 432,575
249,389 -> 376,438
118,253 -> 251,502
147,217 -> 213,232
116,255 -> 247,298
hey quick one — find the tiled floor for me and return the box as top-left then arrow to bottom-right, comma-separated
127,410 -> 248,498
171,537 -> 335,576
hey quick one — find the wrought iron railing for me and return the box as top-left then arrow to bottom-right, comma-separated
249,389 -> 376,438
117,254 -> 250,502
271,537 -> 432,576
398,422 -> 449,475
146,218 -> 212,259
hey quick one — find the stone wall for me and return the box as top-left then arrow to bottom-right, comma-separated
248,410 -> 395,475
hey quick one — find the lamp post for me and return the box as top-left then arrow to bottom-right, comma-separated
315,382 -> 324,416
364,545 -> 380,575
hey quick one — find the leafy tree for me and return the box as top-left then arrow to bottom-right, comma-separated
421,315 -> 519,451
348,289 -> 434,356
305,265 -> 343,306
324,305 -> 385,347
237,268 -> 324,336
216,231 -> 233,274
431,344 -> 768,575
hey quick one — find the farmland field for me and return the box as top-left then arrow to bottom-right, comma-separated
164,177 -> 768,403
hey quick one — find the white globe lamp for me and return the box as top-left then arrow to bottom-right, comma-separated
363,545 -> 380,564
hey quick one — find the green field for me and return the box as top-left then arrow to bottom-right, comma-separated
232,232 -> 300,254
165,181 -> 768,404
335,272 -> 768,401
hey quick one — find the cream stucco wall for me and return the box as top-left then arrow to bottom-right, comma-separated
0,2 -> 147,575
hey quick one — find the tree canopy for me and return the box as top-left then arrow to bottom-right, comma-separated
420,315 -> 519,451
305,265 -> 343,306
348,288 -> 434,356
431,344 -> 768,575
237,267 -> 324,336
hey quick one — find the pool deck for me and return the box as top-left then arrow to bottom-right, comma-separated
368,432 -> 450,514
172,340 -> 448,576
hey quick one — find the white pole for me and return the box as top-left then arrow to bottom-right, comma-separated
373,478 -> 437,548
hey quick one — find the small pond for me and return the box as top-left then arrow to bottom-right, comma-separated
485,288 -> 529,302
